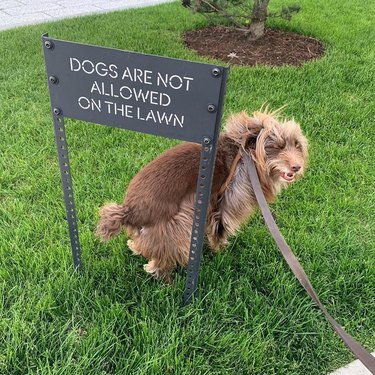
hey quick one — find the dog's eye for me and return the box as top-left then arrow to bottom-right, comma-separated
265,138 -> 285,151
295,141 -> 302,150
279,141 -> 286,149
274,140 -> 286,150
272,144 -> 283,150
266,143 -> 284,153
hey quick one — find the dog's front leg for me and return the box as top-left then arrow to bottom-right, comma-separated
206,212 -> 229,253
144,259 -> 174,283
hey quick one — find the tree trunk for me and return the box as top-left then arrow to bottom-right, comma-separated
248,20 -> 265,40
249,0 -> 269,40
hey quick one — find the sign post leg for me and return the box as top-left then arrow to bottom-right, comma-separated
183,137 -> 218,305
52,114 -> 82,270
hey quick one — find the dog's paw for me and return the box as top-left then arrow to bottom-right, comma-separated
127,239 -> 141,255
143,260 -> 173,283
143,260 -> 156,274
207,237 -> 228,253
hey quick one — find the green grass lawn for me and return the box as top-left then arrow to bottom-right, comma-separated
1,1 -> 374,374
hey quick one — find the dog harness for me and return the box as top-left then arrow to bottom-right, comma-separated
218,150 -> 242,196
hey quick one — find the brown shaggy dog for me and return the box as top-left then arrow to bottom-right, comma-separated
96,110 -> 308,280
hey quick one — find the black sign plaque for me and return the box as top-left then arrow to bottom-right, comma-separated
43,36 -> 228,143
43,34 -> 229,304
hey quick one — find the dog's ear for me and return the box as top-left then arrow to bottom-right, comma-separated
224,111 -> 264,148
244,126 -> 263,150
249,111 -> 278,170
248,111 -> 279,153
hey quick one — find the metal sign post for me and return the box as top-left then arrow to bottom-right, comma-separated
42,34 -> 229,303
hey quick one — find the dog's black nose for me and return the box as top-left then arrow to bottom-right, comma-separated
291,165 -> 301,172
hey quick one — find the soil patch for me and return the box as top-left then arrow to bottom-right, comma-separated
183,26 -> 324,67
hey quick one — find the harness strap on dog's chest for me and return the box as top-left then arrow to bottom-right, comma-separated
244,152 -> 375,374
218,150 -> 242,196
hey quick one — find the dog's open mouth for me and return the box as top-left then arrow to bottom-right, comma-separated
280,172 -> 295,182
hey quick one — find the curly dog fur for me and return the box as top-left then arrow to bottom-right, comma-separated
96,110 -> 308,280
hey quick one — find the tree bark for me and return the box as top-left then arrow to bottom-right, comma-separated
249,0 -> 269,40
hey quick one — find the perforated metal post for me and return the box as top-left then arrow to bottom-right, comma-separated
183,67 -> 228,305
52,114 -> 82,270
183,137 -> 217,304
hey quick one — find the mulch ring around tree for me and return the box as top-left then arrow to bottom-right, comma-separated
183,26 -> 324,67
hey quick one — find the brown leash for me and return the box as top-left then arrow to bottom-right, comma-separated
244,151 -> 375,374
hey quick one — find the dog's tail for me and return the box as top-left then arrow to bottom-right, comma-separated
96,203 -> 129,241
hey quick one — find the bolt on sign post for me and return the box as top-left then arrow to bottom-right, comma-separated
42,34 -> 229,304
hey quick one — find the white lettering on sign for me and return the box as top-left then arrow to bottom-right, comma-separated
90,81 -> 171,106
102,100 -> 184,127
78,96 -> 101,112
68,56 -> 198,128
121,67 -> 153,85
70,58 -> 118,78
156,73 -> 193,91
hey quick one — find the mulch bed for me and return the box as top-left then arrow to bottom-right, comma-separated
183,26 -> 324,67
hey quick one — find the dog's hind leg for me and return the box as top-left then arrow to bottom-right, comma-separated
136,194 -> 195,281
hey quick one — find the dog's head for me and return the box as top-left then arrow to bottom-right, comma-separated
225,110 -> 308,185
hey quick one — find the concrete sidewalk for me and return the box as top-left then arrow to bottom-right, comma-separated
328,354 -> 375,375
0,0 -> 173,30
